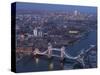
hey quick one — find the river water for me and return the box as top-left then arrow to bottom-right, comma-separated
67,30 -> 97,56
16,30 -> 97,72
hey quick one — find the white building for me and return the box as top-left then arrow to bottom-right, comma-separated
33,27 -> 43,37
33,28 -> 38,37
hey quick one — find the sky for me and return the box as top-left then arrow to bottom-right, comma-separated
15,2 -> 97,14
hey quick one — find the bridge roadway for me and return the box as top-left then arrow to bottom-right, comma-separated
33,45 -> 95,58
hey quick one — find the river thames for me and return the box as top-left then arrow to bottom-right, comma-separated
16,30 -> 97,72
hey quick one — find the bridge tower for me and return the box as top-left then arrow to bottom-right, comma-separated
60,46 -> 65,61
47,43 -> 52,58
33,48 -> 40,56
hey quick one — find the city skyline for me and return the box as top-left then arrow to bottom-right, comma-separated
16,2 -> 97,14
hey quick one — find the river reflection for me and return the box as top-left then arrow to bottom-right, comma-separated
35,57 -> 39,64
48,60 -> 54,70
34,56 -> 64,71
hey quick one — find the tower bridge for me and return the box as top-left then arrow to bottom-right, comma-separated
16,43 -> 95,68
33,43 -> 95,67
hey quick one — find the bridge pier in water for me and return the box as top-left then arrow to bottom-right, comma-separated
47,43 -> 52,58
60,46 -> 65,61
